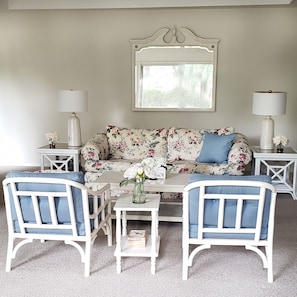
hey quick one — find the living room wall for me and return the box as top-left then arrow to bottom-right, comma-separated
0,5 -> 297,166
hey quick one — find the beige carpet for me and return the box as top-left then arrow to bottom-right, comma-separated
0,194 -> 297,297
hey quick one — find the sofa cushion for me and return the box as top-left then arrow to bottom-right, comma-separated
106,125 -> 168,160
168,160 -> 244,175
167,127 -> 234,162
196,131 -> 236,164
84,159 -> 136,176
187,174 -> 272,240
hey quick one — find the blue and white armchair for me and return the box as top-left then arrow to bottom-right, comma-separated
182,174 -> 277,282
2,171 -> 112,277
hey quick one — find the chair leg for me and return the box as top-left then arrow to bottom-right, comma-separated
84,240 -> 91,277
107,218 -> 112,247
6,235 -> 14,272
266,245 -> 273,283
182,244 -> 189,280
107,233 -> 112,246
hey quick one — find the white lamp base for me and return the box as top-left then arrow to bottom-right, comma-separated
68,112 -> 82,147
260,116 -> 274,150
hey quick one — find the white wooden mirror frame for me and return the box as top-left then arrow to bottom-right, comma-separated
131,27 -> 219,112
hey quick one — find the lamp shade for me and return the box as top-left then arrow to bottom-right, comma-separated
57,90 -> 88,113
252,91 -> 287,116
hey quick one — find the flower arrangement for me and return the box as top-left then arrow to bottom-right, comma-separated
45,131 -> 59,148
273,135 -> 288,153
273,135 -> 288,147
120,157 -> 167,203
120,157 -> 167,187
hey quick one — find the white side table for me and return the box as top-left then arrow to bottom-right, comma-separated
36,143 -> 82,172
114,194 -> 160,274
252,146 -> 297,199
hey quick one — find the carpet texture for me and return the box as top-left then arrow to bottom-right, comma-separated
0,194 -> 297,297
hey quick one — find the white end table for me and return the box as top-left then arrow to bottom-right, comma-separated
114,194 -> 160,274
252,146 -> 297,199
36,143 -> 82,172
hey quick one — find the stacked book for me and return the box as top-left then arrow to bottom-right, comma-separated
128,230 -> 146,248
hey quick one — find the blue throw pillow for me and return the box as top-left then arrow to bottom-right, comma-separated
196,131 -> 236,163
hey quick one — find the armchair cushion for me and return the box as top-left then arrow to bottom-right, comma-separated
6,170 -> 84,182
188,174 -> 272,240
6,171 -> 87,235
196,132 -> 236,164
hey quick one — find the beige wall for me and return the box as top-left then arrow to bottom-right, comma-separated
0,6 -> 296,166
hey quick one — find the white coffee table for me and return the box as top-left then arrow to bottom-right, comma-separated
87,172 -> 191,222
114,194 -> 160,274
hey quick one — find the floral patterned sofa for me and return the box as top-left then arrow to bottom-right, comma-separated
81,125 -> 252,183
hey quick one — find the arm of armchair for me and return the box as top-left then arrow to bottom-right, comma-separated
87,183 -> 112,247
228,133 -> 252,166
81,132 -> 110,162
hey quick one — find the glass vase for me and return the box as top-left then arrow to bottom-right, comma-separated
276,144 -> 284,153
49,141 -> 55,149
132,180 -> 146,204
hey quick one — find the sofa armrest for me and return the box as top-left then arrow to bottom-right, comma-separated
228,133 -> 252,165
81,132 -> 110,162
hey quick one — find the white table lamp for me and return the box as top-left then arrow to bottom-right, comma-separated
252,90 -> 287,150
58,90 -> 88,147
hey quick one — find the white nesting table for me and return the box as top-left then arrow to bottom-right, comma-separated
114,194 -> 160,274
252,146 -> 297,199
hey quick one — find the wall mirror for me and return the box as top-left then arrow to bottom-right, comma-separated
131,27 -> 219,111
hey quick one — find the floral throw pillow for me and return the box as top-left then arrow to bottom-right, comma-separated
167,127 -> 235,162
167,127 -> 204,162
106,125 -> 168,160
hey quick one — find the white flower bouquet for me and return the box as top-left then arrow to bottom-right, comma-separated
45,131 -> 59,148
45,131 -> 59,143
120,157 -> 167,187
273,135 -> 288,147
